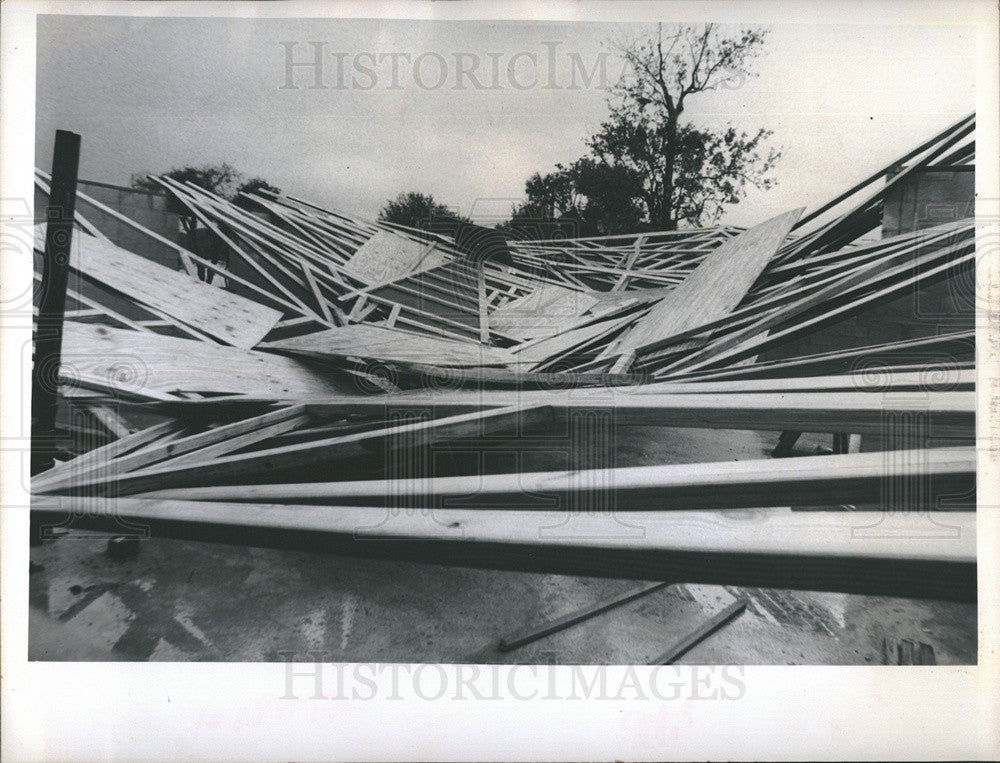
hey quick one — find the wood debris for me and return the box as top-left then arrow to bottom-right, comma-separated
31,114 -> 977,601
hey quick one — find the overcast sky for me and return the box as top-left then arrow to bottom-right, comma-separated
35,14 -> 976,226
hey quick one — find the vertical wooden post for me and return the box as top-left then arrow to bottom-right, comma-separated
477,261 -> 489,345
31,130 -> 81,475
612,234 -> 644,291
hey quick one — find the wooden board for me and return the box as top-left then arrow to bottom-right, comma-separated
34,226 -> 282,349
489,282 -> 600,339
343,229 -> 447,283
40,403 -> 554,495
58,322 -> 350,398
134,446 -> 975,510
33,405 -> 310,494
31,497 -> 976,601
290,387 -> 974,438
602,208 -> 803,360
258,323 -> 519,367
509,316 -> 634,366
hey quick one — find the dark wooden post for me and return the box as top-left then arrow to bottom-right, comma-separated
31,130 -> 81,475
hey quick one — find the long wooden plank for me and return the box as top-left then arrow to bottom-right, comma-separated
140,370 -> 976,418
499,582 -> 669,651
135,384 -> 974,439
290,388 -> 974,438
657,333 -> 974,383
30,498 -> 976,601
649,599 -> 747,664
388,363 -> 646,389
632,369 -> 975,395
41,404 -> 554,496
152,414 -> 310,469
32,419 -> 181,486
601,208 -> 803,363
34,404 -> 309,493
34,226 -> 282,349
133,447 -> 975,509
258,323 -> 519,367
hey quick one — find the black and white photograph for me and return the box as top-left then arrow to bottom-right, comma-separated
2,0 -> 998,759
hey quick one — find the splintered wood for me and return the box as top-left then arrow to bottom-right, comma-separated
32,114 -> 977,599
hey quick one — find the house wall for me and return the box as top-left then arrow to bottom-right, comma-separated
35,179 -> 184,269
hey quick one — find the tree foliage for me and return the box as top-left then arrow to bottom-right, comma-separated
131,163 -> 282,228
234,177 -> 283,211
500,162 -> 645,238
130,164 -> 281,280
378,192 -> 470,230
503,23 -> 782,235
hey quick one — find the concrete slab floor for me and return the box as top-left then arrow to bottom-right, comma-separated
28,531 -> 976,664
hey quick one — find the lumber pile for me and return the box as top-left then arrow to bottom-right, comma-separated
31,114 -> 978,601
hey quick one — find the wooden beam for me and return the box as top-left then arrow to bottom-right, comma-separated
34,404 -> 308,493
133,447 -> 975,511
40,404 -> 554,496
289,388 -> 974,439
30,498 -> 977,601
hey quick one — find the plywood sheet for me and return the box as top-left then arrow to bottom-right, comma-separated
509,316 -> 631,365
260,323 -> 518,367
343,229 -> 447,283
34,226 -> 282,349
59,322 -> 349,397
489,282 -> 599,339
603,208 -> 803,358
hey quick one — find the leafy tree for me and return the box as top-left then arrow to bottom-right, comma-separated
571,158 -> 646,234
505,24 -> 781,234
600,23 -> 780,229
500,161 -> 645,238
378,192 -> 470,230
234,177 -> 282,211
131,163 -> 277,281
498,167 -> 586,238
